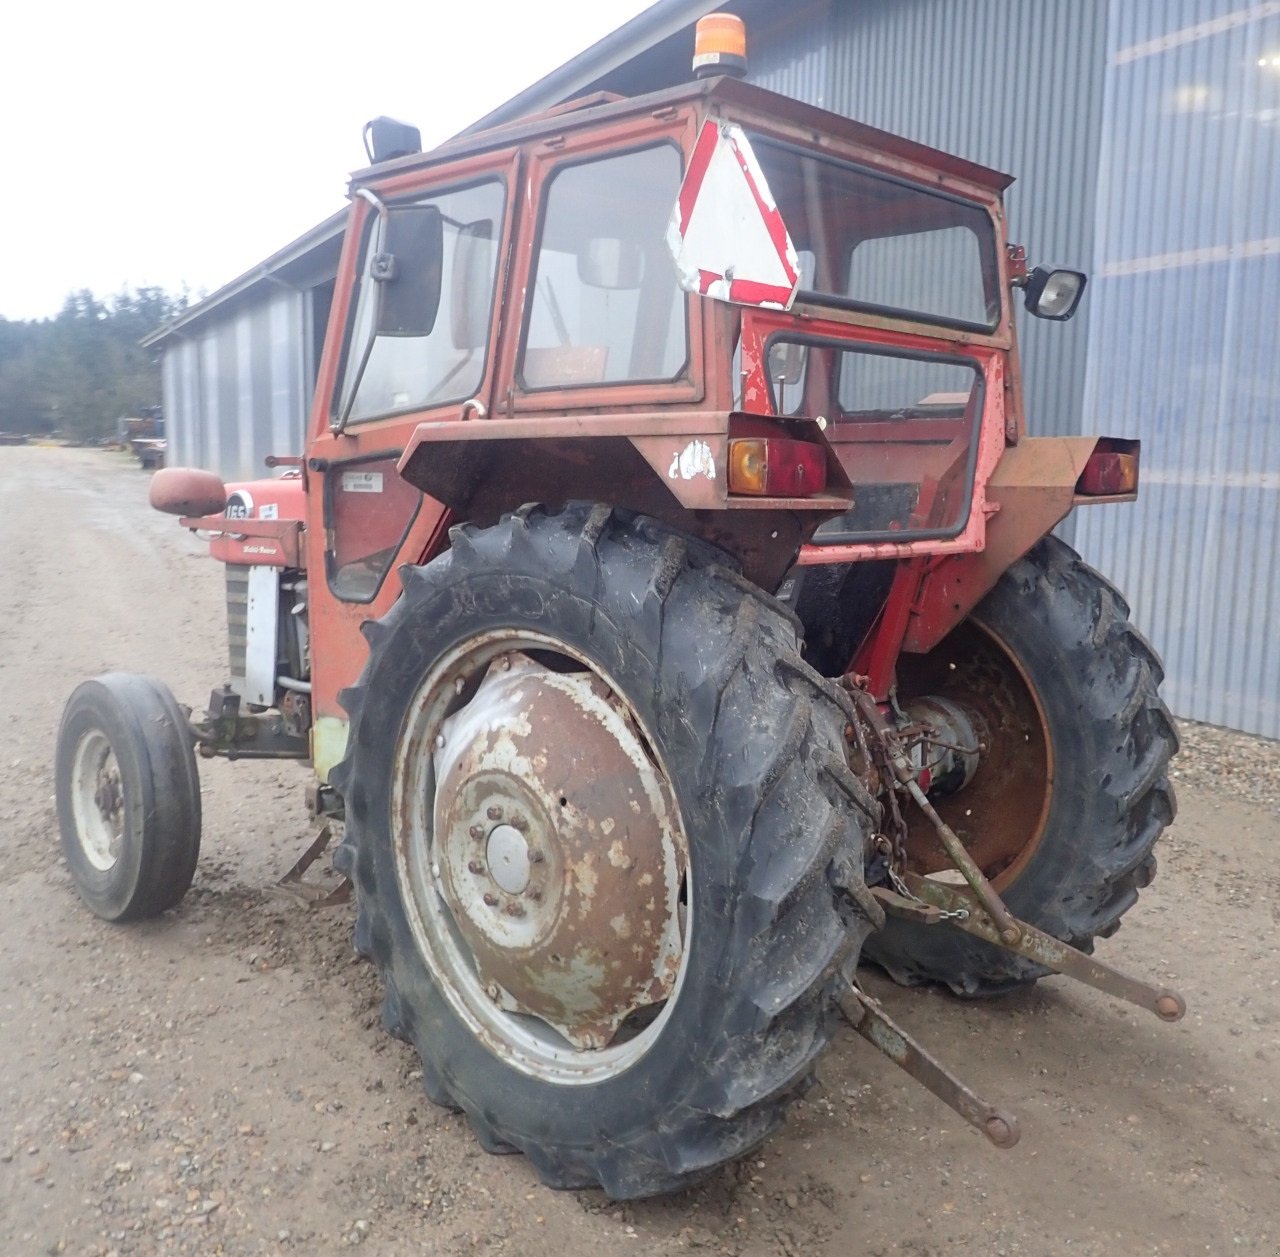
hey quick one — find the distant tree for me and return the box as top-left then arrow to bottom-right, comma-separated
0,286 -> 189,437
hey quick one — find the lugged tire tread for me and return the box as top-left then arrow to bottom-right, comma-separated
332,503 -> 878,1197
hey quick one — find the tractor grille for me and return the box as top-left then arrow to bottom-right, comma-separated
226,564 -> 249,681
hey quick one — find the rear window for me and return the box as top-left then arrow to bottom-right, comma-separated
750,137 -> 1001,330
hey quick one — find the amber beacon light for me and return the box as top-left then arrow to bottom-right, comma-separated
693,13 -> 748,78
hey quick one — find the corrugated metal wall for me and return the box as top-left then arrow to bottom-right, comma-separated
162,289 -> 310,483
1075,0 -> 1280,737
748,0 -> 1109,444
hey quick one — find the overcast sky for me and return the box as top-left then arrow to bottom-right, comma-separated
0,0 -> 655,321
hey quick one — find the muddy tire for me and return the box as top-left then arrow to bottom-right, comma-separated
332,504 -> 881,1198
56,673 -> 202,922
864,536 -> 1178,996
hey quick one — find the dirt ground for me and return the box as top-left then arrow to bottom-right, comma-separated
2,445 -> 1278,1257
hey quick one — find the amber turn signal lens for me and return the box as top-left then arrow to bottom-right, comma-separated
728,438 -> 827,497
693,14 -> 748,78
1077,450 -> 1138,496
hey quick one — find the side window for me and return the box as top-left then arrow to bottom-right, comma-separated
520,145 -> 687,390
339,178 -> 505,424
326,454 -> 422,602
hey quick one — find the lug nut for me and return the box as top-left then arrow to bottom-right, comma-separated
528,848 -> 545,864
510,814 -> 528,832
468,860 -> 484,874
486,805 -> 503,821
504,903 -> 526,918
527,889 -> 542,902
469,824 -> 484,840
482,892 -> 499,907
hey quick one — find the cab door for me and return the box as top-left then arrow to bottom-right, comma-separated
303,150 -> 518,781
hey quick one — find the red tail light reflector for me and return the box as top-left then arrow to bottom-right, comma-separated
1077,450 -> 1138,496
728,437 -> 827,497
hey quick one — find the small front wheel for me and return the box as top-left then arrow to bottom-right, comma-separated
56,673 -> 202,922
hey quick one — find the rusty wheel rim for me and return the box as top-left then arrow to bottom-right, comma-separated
70,729 -> 126,872
896,619 -> 1054,890
390,631 -> 691,1084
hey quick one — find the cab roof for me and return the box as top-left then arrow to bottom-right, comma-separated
349,75 -> 1014,199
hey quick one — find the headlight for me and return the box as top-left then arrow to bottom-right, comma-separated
1024,266 -> 1087,321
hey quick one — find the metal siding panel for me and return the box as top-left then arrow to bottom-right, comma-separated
160,351 -> 182,467
1075,0 -> 1280,738
250,301 -> 275,474
277,291 -> 308,454
236,313 -> 257,481
810,0 -> 1108,444
746,1 -> 834,107
213,321 -> 241,479
198,332 -> 220,474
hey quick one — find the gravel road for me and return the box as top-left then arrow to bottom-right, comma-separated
2,446 -> 1278,1256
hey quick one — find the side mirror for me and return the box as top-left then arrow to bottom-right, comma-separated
767,339 -> 808,412
578,237 -> 646,290
373,204 -> 444,338
1024,266 -> 1087,321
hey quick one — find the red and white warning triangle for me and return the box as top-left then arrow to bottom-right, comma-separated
667,120 -> 801,310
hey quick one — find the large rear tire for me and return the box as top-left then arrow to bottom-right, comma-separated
864,536 -> 1178,996
332,504 -> 881,1198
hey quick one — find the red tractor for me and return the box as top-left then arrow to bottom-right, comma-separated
57,24 -> 1180,1198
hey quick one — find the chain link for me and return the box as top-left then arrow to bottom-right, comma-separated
886,863 -> 970,922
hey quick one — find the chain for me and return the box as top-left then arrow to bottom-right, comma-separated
885,862 -> 970,921
845,681 -> 972,924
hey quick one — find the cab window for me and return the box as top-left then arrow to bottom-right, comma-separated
338,178 -> 505,424
520,145 -> 687,390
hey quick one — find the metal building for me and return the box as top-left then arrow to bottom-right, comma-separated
148,0 -> 1280,738
143,213 -> 343,480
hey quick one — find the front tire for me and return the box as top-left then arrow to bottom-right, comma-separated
332,505 -> 880,1198
56,673 -> 202,922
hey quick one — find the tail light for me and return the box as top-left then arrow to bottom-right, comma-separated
728,437 -> 827,497
1077,449 -> 1139,496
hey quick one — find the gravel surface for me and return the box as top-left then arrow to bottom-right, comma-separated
1173,719 -> 1280,816
2,447 -> 1279,1256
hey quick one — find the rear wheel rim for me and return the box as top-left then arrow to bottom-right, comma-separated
69,729 -> 126,872
390,629 -> 691,1085
897,619 -> 1054,890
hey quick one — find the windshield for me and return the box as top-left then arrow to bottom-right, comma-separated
750,136 -> 1001,330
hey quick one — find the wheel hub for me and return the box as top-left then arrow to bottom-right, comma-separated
485,824 -> 531,894
430,653 -> 685,1051
71,730 -> 125,871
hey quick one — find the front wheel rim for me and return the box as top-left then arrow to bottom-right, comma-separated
70,729 -> 126,872
390,630 -> 692,1085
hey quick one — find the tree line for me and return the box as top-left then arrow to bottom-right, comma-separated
0,288 -> 190,439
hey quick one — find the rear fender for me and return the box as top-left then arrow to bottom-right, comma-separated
397,412 -> 852,589
899,435 -> 1137,654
